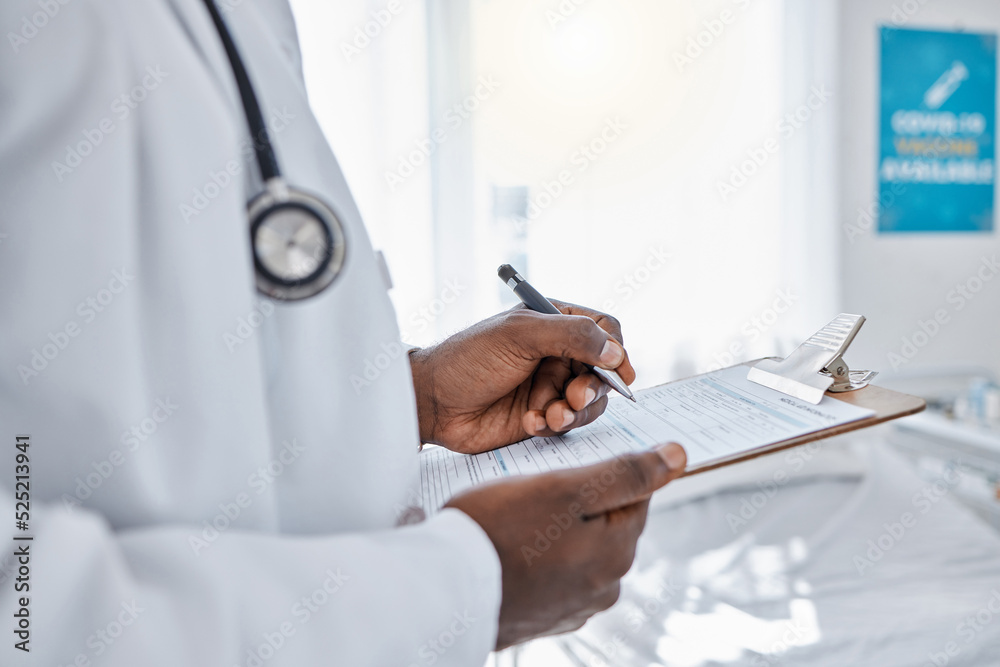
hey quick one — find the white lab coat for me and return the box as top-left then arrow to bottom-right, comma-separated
0,0 -> 500,665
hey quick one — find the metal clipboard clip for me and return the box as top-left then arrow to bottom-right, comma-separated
747,313 -> 878,405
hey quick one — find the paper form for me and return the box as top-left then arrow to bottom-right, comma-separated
418,365 -> 875,513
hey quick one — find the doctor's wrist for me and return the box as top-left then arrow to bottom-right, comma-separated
409,346 -> 441,445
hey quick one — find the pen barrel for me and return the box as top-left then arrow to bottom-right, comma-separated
512,282 -> 562,316
500,265 -> 634,401
592,366 -> 630,394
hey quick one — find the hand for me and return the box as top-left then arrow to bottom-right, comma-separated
445,442 -> 687,649
409,301 -> 636,454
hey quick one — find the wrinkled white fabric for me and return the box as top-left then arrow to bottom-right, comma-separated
0,0 -> 500,664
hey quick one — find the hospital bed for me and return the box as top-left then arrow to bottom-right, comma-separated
491,419 -> 1000,666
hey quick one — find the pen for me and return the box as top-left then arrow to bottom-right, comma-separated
497,264 -> 636,402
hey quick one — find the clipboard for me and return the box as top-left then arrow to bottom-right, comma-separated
415,314 -> 928,513
683,359 -> 926,476
685,314 -> 926,476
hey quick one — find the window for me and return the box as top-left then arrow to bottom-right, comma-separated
291,0 -> 837,389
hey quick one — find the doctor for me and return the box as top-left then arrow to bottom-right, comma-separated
0,0 -> 686,665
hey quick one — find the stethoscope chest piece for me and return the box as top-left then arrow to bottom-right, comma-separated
249,178 -> 347,301
202,0 -> 348,302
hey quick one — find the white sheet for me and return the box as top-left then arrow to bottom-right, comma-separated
420,366 -> 875,512
494,433 -> 1000,666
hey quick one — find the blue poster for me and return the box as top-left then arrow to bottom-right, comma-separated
879,27 -> 996,233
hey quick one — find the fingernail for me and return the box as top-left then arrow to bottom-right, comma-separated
656,443 -> 687,471
600,340 -> 624,366
534,414 -> 547,433
559,409 -> 574,430
583,387 -> 597,407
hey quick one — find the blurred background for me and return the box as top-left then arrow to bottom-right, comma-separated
287,0 -> 999,393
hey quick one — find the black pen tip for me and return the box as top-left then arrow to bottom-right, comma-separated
497,264 -> 517,282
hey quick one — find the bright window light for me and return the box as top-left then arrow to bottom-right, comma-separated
291,0 -> 820,391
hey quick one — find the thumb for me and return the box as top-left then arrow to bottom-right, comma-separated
576,443 -> 687,516
510,310 -> 626,370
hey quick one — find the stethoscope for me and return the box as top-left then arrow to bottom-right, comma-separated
202,0 -> 346,301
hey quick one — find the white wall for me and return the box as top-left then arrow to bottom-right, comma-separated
837,0 -> 1000,381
